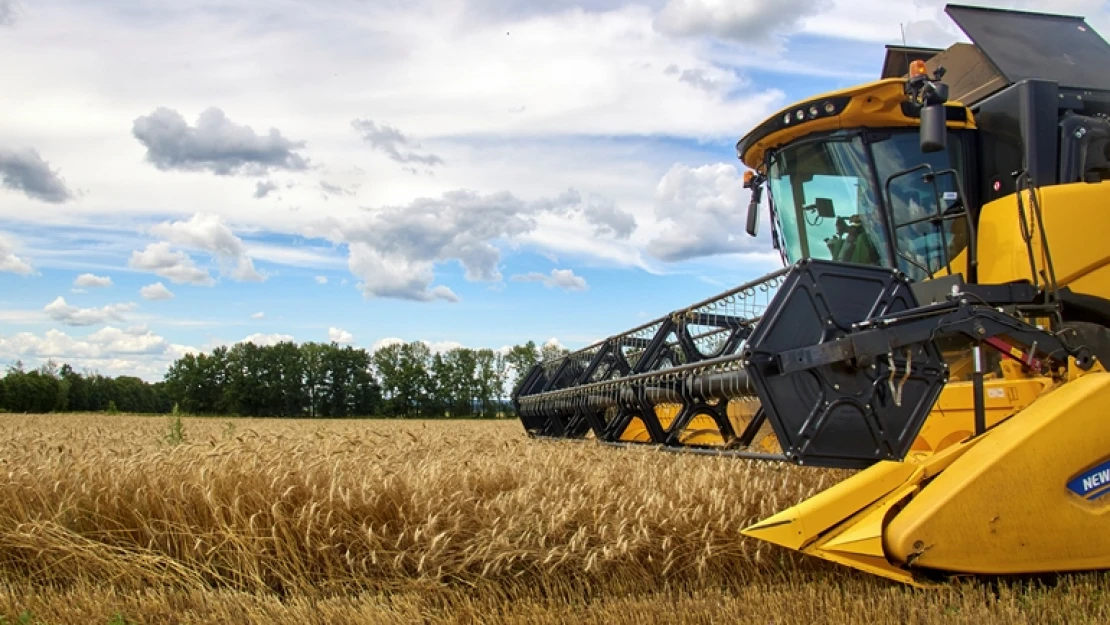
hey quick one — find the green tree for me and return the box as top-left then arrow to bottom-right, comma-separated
540,340 -> 569,363
164,348 -> 229,414
427,353 -> 452,417
442,347 -> 476,417
61,364 -> 90,411
373,341 -> 432,417
269,341 -> 307,417
473,348 -> 501,417
505,341 -> 540,395
1,367 -> 60,413
301,342 -> 328,417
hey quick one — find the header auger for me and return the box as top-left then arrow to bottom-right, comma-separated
513,3 -> 1110,586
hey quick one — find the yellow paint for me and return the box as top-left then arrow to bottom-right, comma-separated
741,461 -> 920,551
616,399 -> 782,450
976,182 -> 1110,301
885,372 -> 1110,575
739,79 -> 975,170
820,481 -> 918,558
741,462 -> 930,586
619,416 -> 650,442
742,434 -> 982,585
726,398 -> 782,453
909,376 -> 1053,455
790,439 -> 989,586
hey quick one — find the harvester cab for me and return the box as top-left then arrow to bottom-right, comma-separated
513,4 -> 1110,585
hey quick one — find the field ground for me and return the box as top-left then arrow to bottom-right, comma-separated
0,414 -> 1106,624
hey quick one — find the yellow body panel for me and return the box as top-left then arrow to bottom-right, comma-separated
909,376 -> 1052,456
885,372 -> 1110,574
738,79 -> 975,170
742,461 -> 920,551
977,182 -> 1110,300
742,441 -> 981,585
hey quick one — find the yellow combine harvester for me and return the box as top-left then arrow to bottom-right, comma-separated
512,3 -> 1110,585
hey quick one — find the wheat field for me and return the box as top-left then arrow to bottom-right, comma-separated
0,414 -> 1106,624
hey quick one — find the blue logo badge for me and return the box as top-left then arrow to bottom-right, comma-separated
1068,459 -> 1110,501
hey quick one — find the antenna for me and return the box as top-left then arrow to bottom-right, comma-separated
900,22 -> 909,76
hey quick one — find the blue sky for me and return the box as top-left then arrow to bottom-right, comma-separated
1,0 -> 1107,380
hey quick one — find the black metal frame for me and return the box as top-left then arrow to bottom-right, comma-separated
513,259 -> 1094,470
882,162 -> 978,283
513,266 -> 790,452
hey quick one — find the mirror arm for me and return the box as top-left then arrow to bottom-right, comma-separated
906,65 -> 950,153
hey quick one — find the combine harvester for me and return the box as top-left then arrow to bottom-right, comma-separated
512,4 -> 1110,585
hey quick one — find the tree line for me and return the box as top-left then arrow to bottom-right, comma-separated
0,339 -> 569,418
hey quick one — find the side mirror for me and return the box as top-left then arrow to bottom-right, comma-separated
906,61 -> 949,154
743,170 -> 764,237
920,104 -> 947,153
746,192 -> 760,236
814,197 -> 835,218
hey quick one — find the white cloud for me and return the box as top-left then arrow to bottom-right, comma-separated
73,273 -> 112,288
139,282 -> 174,300
0,1 -> 785,239
129,242 -> 214,285
0,146 -> 74,203
315,275 -> 328,284
646,162 -> 772,262
254,179 -> 279,199
542,337 -> 569,356
328,327 -> 354,345
511,268 -> 588,291
150,211 -> 246,257
346,242 -> 460,303
792,0 -> 1110,48
0,0 -> 796,305
0,232 -> 33,275
229,256 -> 263,281
369,336 -> 465,354
238,332 -> 294,347
250,311 -> 265,320
0,325 -> 195,381
43,296 -> 136,327
245,243 -> 345,271
305,187 -> 630,302
351,119 -> 443,169
426,339 -> 466,354
370,337 -> 405,353
0,1 -> 17,28
654,0 -> 832,46
132,106 -> 309,176
148,212 -> 264,282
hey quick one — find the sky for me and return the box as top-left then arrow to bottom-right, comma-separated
2,0 -> 1108,381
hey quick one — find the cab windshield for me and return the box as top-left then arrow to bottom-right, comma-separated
765,129 -> 967,282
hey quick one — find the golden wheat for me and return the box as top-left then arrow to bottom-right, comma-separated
0,414 -> 1106,624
